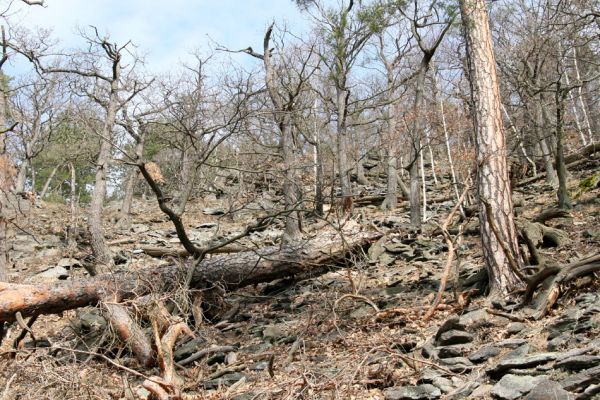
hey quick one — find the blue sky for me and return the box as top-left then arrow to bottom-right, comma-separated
7,0 -> 322,75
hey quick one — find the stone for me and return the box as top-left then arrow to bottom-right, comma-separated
437,330 -> 473,346
438,357 -> 474,373
434,316 -> 462,342
262,325 -> 285,342
56,257 -> 82,269
469,384 -> 492,398
524,379 -> 574,400
202,207 -> 225,216
383,384 -> 442,400
497,338 -> 528,349
196,222 -> 217,229
559,365 -> 600,392
431,376 -> 455,393
506,322 -> 526,335
131,223 -> 149,233
555,355 -> 600,371
488,353 -> 558,377
173,337 -> 207,361
203,372 -> 246,389
490,374 -> 547,400
30,266 -> 69,282
469,345 -> 500,363
459,309 -> 507,329
438,344 -> 472,359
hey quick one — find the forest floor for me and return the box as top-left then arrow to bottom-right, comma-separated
0,168 -> 599,399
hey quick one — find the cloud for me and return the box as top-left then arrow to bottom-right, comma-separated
7,0 -> 314,75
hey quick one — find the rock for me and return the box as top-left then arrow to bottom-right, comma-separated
202,207 -> 226,216
207,352 -> 226,365
524,379 -> 574,400
131,223 -> 149,233
437,330 -> 473,346
459,308 -> 508,329
203,372 -> 246,389
196,222 -> 217,229
555,355 -> 600,371
506,322 -> 526,335
469,344 -> 500,363
490,374 -> 547,400
469,384 -> 492,398
173,337 -> 207,361
434,316 -> 462,342
559,365 -> 600,392
56,258 -> 82,269
488,353 -> 558,377
262,325 -> 285,342
497,339 -> 529,350
438,357 -> 474,373
430,376 -> 455,394
438,344 -> 472,359
30,266 -> 69,282
383,384 -> 441,400
384,242 -> 412,254
378,252 -> 396,266
368,237 -> 387,262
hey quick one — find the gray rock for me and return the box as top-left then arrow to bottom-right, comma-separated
524,379 -> 574,400
202,207 -> 226,216
489,353 -> 558,377
439,357 -> 474,373
431,376 -> 455,393
434,316 -> 462,342
196,222 -> 217,229
173,337 -> 207,361
459,309 -> 507,329
30,266 -> 69,282
555,355 -> 600,371
57,257 -> 82,269
559,365 -> 600,392
437,330 -> 473,346
131,223 -> 149,233
438,344 -> 472,359
497,338 -> 528,349
470,384 -> 492,398
469,344 -> 500,363
506,322 -> 526,335
203,372 -> 246,389
262,325 -> 285,341
490,374 -> 547,400
384,384 -> 441,400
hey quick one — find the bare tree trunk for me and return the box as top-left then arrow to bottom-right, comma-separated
282,121 -> 301,243
582,81 -> 599,141
533,100 -> 559,187
408,64 -> 428,229
433,67 -> 462,211
174,140 -> 196,216
555,87 -> 572,209
336,87 -> 352,212
14,161 -> 27,193
68,162 -> 77,249
572,48 -> 594,144
460,0 -> 523,296
119,133 -> 145,227
39,164 -> 59,199
382,148 -> 398,210
88,83 -> 119,273
314,131 -> 324,217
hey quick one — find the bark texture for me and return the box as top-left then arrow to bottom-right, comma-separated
460,0 -> 523,295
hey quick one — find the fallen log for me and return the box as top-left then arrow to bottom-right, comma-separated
0,222 -> 381,323
140,244 -> 247,258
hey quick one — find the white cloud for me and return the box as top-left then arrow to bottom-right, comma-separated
6,0 -> 315,75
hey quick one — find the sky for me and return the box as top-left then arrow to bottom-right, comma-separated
6,0 -> 319,75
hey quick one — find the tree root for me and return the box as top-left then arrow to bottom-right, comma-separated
520,253 -> 600,319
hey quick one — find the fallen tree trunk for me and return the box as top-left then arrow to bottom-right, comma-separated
140,244 -> 247,258
0,223 -> 381,323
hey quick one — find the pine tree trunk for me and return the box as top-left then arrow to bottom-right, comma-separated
460,0 -> 523,296
39,164 -> 59,199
